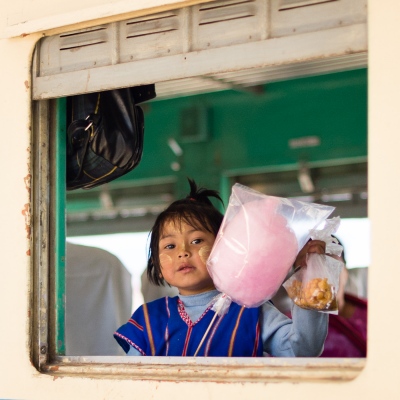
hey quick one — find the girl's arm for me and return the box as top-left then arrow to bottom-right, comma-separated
260,301 -> 328,357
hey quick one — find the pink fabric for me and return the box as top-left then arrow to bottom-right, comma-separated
208,197 -> 298,307
320,293 -> 367,357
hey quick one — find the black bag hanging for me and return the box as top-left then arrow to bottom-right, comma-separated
66,84 -> 156,190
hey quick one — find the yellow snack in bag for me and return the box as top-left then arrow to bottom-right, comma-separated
288,277 -> 337,311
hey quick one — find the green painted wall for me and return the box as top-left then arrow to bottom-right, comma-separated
66,68 -> 367,218
117,69 -> 367,198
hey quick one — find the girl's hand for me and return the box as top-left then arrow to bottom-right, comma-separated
294,240 -> 326,268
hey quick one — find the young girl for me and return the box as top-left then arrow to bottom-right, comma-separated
114,179 -> 328,357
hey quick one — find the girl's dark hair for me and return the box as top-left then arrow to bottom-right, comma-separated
147,178 -> 224,286
332,235 -> 346,264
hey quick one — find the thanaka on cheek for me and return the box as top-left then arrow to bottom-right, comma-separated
159,253 -> 172,269
198,246 -> 212,265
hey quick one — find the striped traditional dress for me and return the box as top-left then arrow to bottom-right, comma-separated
114,295 -> 263,357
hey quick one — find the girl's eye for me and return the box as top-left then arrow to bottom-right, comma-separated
192,238 -> 203,245
164,244 -> 175,250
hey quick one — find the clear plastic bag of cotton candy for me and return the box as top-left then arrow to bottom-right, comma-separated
206,183 -> 335,308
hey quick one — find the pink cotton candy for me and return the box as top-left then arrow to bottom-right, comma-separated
207,196 -> 298,307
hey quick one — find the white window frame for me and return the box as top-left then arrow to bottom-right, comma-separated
31,0 -> 368,382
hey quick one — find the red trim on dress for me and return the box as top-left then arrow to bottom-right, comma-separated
128,318 -> 143,331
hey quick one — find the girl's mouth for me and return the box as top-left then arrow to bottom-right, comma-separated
178,264 -> 194,272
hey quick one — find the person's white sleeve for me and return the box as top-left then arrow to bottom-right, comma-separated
127,346 -> 143,356
260,301 -> 328,357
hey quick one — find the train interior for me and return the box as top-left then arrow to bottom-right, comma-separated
63,68 -> 368,355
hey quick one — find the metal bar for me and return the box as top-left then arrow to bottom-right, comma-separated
222,155 -> 368,178
31,100 -> 51,370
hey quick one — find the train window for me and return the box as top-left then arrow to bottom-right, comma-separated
31,77 -> 367,381
31,0 -> 368,382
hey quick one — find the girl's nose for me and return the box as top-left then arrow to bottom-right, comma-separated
178,244 -> 190,258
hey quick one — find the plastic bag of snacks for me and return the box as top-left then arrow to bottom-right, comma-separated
207,183 -> 334,308
283,217 -> 344,314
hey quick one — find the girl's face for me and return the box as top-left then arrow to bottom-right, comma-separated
158,220 -> 216,296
